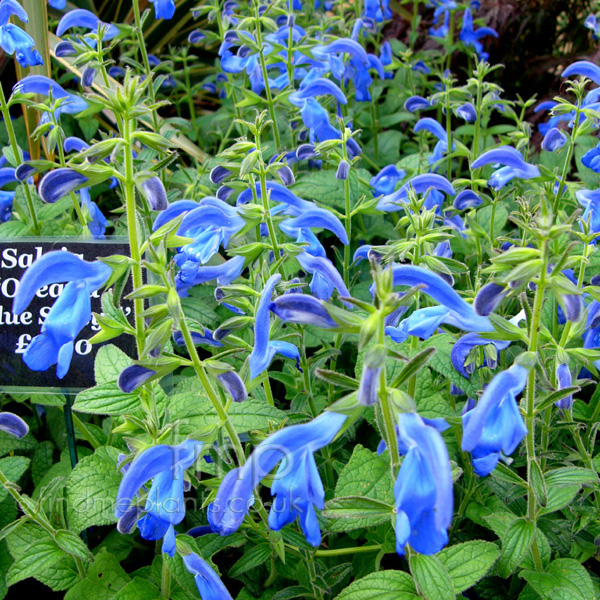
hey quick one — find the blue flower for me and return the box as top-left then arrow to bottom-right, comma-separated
0,167 -> 16,222
296,252 -> 352,305
414,117 -> 455,168
176,255 -> 245,296
404,96 -> 431,112
13,251 -> 111,378
249,274 -> 300,379
393,412 -> 453,555
585,14 -> 600,38
0,412 -> 28,438
541,127 -> 567,152
56,9 -> 119,41
470,146 -> 540,190
459,9 -> 498,60
13,75 -> 88,122
456,102 -> 476,122
270,293 -> 339,328
364,0 -> 391,21
376,173 -> 455,212
115,440 -> 203,556
150,0 -> 175,19
38,168 -> 88,204
462,363 -> 528,476
182,552 -> 234,600
430,10 -> 450,38
385,265 -> 492,343
555,363 -> 573,410
582,142 -> 600,173
208,411 -> 347,546
370,165 -> 405,196
453,189 -> 483,210
0,0 -> 42,67
576,188 -> 600,235
562,60 -> 600,85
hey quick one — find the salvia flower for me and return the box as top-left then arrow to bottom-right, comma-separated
581,142 -> 600,173
462,363 -> 528,476
149,0 -> 175,20
376,173 -> 455,212
576,188 -> 600,235
56,9 -> 119,41
393,412 -> 453,556
0,167 -> 17,222
404,95 -> 431,113
474,282 -> 508,316
248,274 -> 300,379
182,552 -> 234,600
38,168 -> 88,204
414,117 -> 455,168
115,440 -> 203,556
470,146 -> 540,190
453,189 -> 483,210
209,411 -> 347,545
541,127 -> 568,152
270,293 -> 338,328
0,0 -> 42,67
13,251 -> 111,378
385,265 -> 492,343
555,363 -> 573,410
585,14 -> 600,38
0,412 -> 28,438
459,9 -> 498,60
370,165 -> 405,197
456,102 -> 477,122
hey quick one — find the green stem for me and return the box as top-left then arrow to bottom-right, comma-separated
161,554 -> 172,599
254,5 -> 281,150
122,116 -> 146,356
183,51 -> 197,139
525,240 -> 547,571
342,141 -> 352,289
315,544 -> 381,557
554,104 -> 580,215
177,314 -> 246,464
0,84 -> 40,234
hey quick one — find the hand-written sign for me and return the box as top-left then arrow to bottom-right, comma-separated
0,238 -> 134,392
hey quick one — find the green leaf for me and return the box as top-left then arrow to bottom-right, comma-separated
520,558 -> 595,600
65,548 -> 131,600
54,530 -> 93,562
334,570 -> 419,600
169,382 -> 285,434
332,444 -> 394,505
229,543 -> 271,577
437,540 -> 500,593
0,430 -> 36,458
94,344 -> 132,385
113,578 -> 161,600
497,518 -> 535,577
409,553 -> 456,600
66,446 -> 121,533
0,457 -> 30,505
544,467 -> 598,487
423,335 -> 482,397
323,496 -> 393,532
73,383 -> 140,416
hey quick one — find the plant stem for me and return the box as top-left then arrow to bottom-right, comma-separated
525,240 -> 547,571
161,554 -> 172,599
122,115 -> 146,356
342,141 -> 352,288
0,83 -> 40,234
315,544 -> 381,557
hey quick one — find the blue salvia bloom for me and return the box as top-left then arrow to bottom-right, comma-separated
581,142 -> 600,173
370,165 -> 405,196
0,167 -> 16,223
453,189 -> 483,210
0,0 -> 42,67
173,327 -> 223,348
13,75 -> 88,121
80,188 -> 108,239
459,8 -> 498,60
141,177 -> 168,211
393,412 -> 453,556
39,168 -> 88,204
363,0 -> 391,21
385,265 -> 492,343
270,293 -> 338,328
377,173 -> 455,212
115,440 -> 203,557
217,371 -> 247,403
48,0 -> 66,7
299,98 -> 342,143
583,301 -> 600,372
412,59 -> 431,74
534,100 -> 572,135
379,40 -> 393,79
249,274 -> 300,380
541,127 -> 567,152
182,552 -> 234,600
456,102 -> 476,122
470,146 -> 540,190
404,95 -> 431,112
585,14 -> 600,38
175,255 -> 245,296
288,77 -> 347,107
0,413 -> 28,438
118,365 -> 156,393
296,252 -> 352,306
576,188 -> 600,235
474,282 -> 508,316
555,363 -> 573,410
13,252 -> 111,378
429,10 -> 450,38
208,411 -> 347,546
414,117 -> 455,167
462,363 -> 528,476
149,0 -> 176,20
562,60 -> 600,85
56,9 -> 119,40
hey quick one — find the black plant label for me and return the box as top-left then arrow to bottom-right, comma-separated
0,238 -> 134,392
